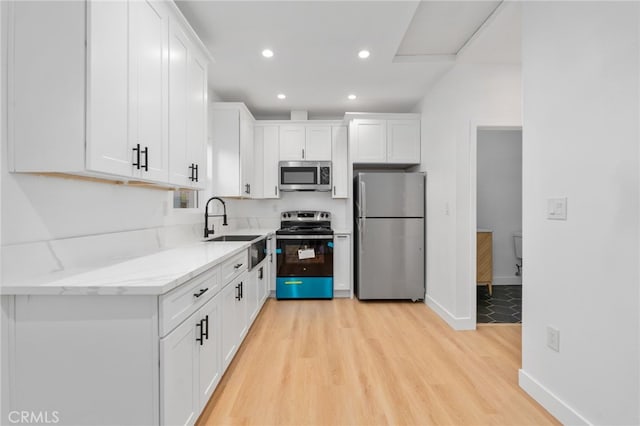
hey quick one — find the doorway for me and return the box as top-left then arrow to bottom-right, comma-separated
473,127 -> 522,324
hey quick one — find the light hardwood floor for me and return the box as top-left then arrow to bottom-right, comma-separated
197,299 -> 558,425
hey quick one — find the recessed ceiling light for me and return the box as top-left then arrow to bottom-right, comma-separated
262,49 -> 274,58
348,94 -> 357,100
358,50 -> 370,59
277,93 -> 286,100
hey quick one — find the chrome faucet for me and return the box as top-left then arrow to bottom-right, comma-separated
204,197 -> 228,238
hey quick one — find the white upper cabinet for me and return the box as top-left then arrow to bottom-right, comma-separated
331,126 -> 348,198
387,119 -> 421,163
279,125 -> 331,161
168,19 -> 207,189
350,116 -> 421,165
210,103 -> 255,198
86,0 -> 132,177
8,0 -> 208,188
254,125 -> 280,199
352,120 -> 387,163
305,126 -> 332,160
279,126 -> 306,160
130,0 -> 169,182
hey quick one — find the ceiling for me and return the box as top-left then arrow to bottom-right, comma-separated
176,1 -> 521,119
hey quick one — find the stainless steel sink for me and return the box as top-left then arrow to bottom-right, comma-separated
207,235 -> 261,242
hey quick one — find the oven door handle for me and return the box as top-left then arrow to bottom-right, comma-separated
276,235 -> 334,240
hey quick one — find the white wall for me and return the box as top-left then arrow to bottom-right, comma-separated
227,192 -> 349,231
519,2 -> 639,424
415,63 -> 522,329
477,129 -> 522,284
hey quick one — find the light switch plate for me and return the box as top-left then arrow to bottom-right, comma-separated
547,197 -> 567,220
547,326 -> 560,352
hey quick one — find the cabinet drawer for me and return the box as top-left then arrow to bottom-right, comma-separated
159,266 -> 220,337
221,250 -> 248,284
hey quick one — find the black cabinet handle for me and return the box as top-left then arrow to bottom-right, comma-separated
132,144 -> 141,169
244,183 -> 250,194
240,281 -> 243,299
193,288 -> 208,298
302,148 -> 305,159
194,164 -> 199,182
258,267 -> 263,280
188,163 -> 195,181
275,185 -> 278,196
235,283 -> 241,301
196,320 -> 204,346
234,263 -> 243,270
142,146 -> 149,171
203,315 -> 209,340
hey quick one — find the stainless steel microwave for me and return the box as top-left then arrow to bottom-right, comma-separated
279,161 -> 331,192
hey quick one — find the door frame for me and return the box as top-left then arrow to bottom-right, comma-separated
468,121 -> 523,327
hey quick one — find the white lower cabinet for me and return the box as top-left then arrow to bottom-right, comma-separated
3,245 -> 273,426
221,273 -> 245,371
160,308 -> 200,426
333,233 -> 351,292
161,292 -> 221,426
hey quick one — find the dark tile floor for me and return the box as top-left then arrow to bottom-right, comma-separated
477,285 -> 522,324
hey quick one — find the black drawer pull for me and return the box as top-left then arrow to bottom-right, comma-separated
234,263 -> 243,269
193,288 -> 209,298
235,284 -> 241,301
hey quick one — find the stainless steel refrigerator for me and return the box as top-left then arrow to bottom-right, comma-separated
354,172 -> 425,300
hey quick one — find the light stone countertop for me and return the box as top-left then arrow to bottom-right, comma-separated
0,228 -> 277,296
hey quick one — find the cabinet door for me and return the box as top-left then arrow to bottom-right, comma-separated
268,237 -> 277,294
305,126 -> 332,161
246,267 -> 259,325
220,280 -> 239,370
333,234 -> 351,291
240,111 -> 254,197
279,126 -> 305,160
186,49 -> 207,190
352,119 -> 386,163
86,1 -> 133,177
167,21 -> 190,187
387,119 -> 421,164
198,294 -> 221,410
257,262 -> 268,305
160,313 -> 198,426
237,274 -> 249,341
331,126 -> 348,198
130,0 -> 169,182
262,126 -> 280,199
211,109 -> 240,196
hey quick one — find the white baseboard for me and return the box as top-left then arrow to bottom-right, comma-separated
493,275 -> 522,285
425,295 -> 475,330
519,369 -> 591,425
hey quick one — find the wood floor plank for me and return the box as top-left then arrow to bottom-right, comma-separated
197,299 -> 558,426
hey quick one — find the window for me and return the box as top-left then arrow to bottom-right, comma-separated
173,190 -> 198,209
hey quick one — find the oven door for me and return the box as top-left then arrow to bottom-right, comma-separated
276,235 -> 333,277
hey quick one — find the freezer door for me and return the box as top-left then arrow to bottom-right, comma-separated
356,218 -> 424,300
356,172 -> 424,218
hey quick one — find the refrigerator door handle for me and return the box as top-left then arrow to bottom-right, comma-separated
360,180 -> 366,235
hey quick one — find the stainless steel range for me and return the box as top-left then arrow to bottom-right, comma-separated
275,211 -> 334,299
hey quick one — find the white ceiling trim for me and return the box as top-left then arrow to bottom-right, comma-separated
455,0 -> 505,59
393,54 -> 457,63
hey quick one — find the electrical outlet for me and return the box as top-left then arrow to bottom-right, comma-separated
547,326 -> 560,352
